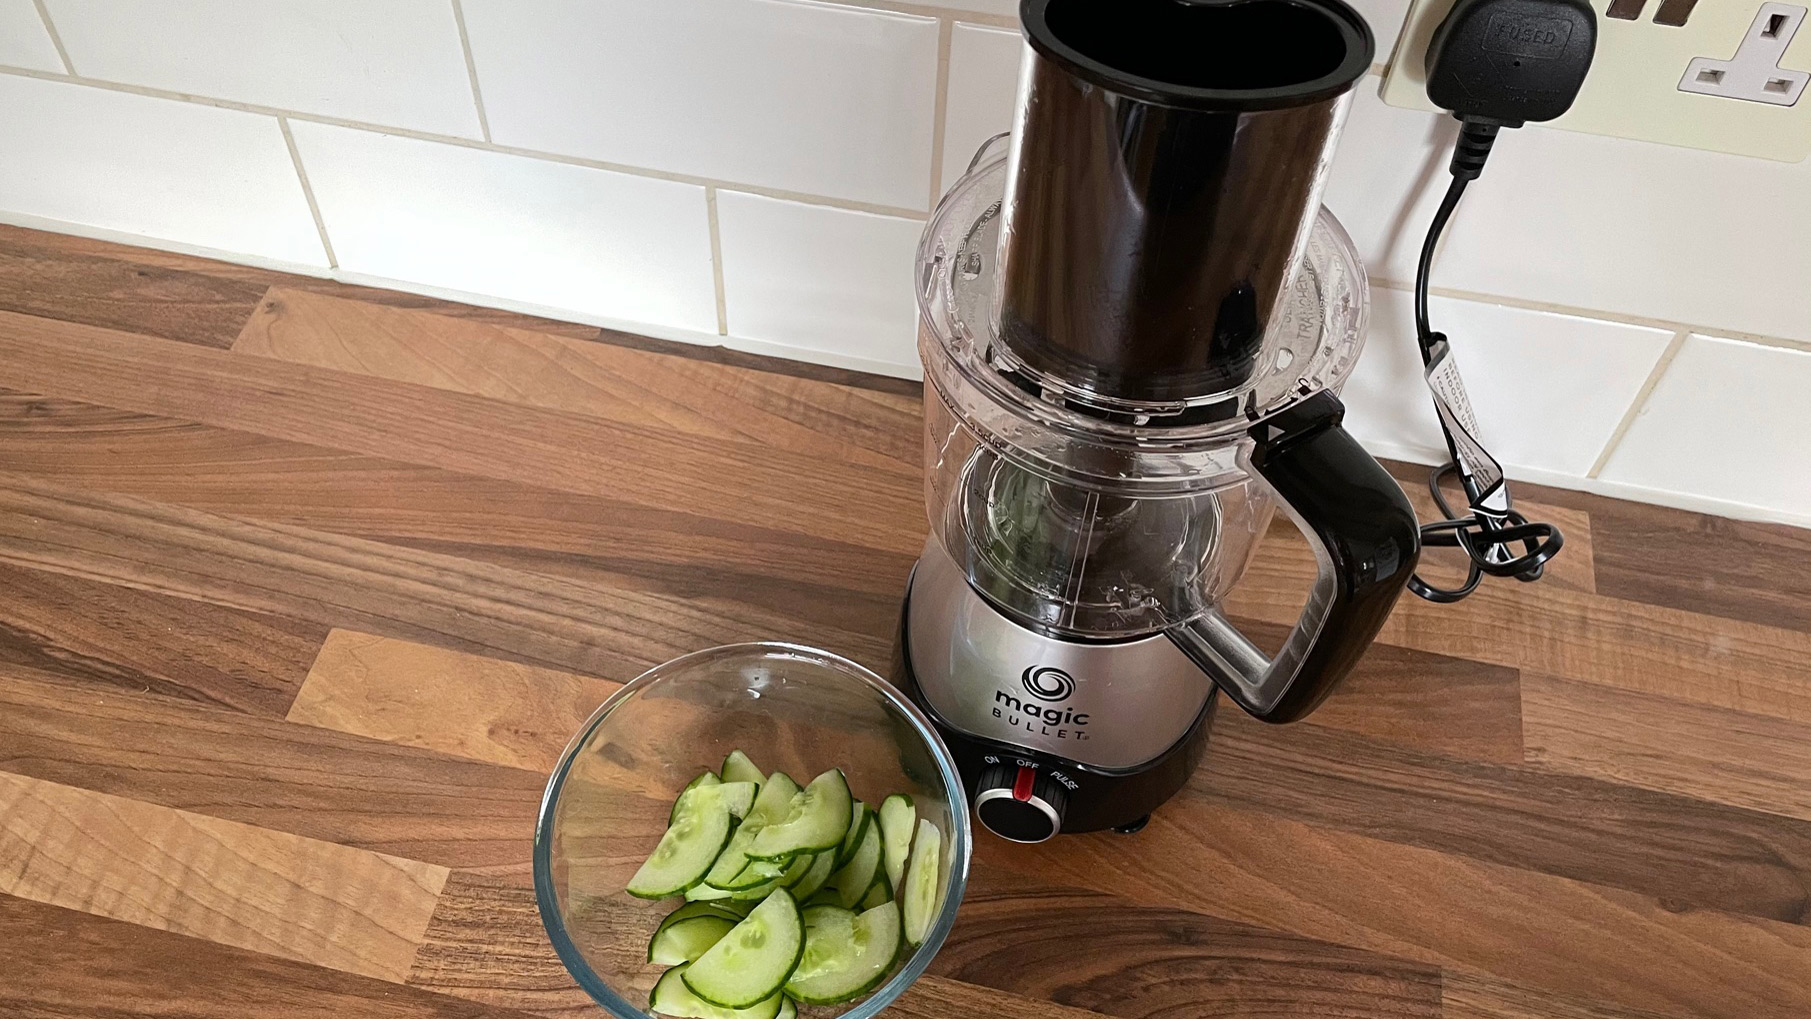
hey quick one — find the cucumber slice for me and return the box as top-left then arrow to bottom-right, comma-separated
650,964 -> 783,1019
784,901 -> 903,1006
658,901 -> 746,934
686,882 -> 735,902
702,773 -> 800,890
877,794 -> 915,892
900,818 -> 942,946
714,781 -> 758,820
834,802 -> 870,870
720,750 -> 766,789
627,782 -> 737,899
650,915 -> 735,965
823,819 -> 882,910
683,889 -> 805,1009
710,857 -> 785,892
726,849 -> 816,901
670,772 -> 721,825
859,876 -> 890,911
748,769 -> 852,862
777,995 -> 796,1019
788,850 -> 837,901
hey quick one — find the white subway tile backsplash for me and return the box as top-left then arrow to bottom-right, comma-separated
289,123 -> 718,333
1599,336 -> 1811,518
716,191 -> 924,371
0,76 -> 325,266
1325,76 -> 1811,345
1341,287 -> 1674,477
0,0 -> 62,72
929,0 -> 1018,15
941,23 -> 1022,193
42,0 -> 482,138
1350,0 -> 1410,62
462,0 -> 940,210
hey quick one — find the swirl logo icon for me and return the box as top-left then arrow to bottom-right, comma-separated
1022,666 -> 1076,702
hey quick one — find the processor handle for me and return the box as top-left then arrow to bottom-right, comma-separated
1169,392 -> 1420,723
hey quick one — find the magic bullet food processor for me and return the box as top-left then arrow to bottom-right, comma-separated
892,0 -> 1423,841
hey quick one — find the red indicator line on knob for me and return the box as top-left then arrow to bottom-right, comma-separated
1013,766 -> 1035,802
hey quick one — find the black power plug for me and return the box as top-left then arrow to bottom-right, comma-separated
1405,0 -> 1596,603
1426,0 -> 1597,127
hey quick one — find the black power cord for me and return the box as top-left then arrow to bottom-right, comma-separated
1406,0 -> 1596,603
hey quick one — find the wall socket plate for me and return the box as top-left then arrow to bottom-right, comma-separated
1380,0 -> 1811,161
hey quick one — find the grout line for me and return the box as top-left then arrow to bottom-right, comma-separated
706,188 -> 730,337
30,0 -> 75,75
927,18 -> 955,207
1370,275 -> 1811,355
825,0 -> 1015,27
1586,330 -> 1689,479
0,64 -> 931,222
278,116 -> 339,270
449,0 -> 492,143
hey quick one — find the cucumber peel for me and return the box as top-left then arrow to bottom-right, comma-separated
683,889 -> 804,1009
747,769 -> 853,862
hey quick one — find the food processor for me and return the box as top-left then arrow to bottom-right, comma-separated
892,0 -> 1422,841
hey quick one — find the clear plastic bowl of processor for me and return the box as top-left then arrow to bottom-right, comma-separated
915,139 -> 1370,639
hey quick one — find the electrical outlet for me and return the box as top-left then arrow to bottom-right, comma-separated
1380,0 -> 1811,161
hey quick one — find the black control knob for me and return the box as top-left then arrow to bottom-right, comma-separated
974,763 -> 1068,843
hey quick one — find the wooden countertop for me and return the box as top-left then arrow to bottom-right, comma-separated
2,224 -> 1810,1019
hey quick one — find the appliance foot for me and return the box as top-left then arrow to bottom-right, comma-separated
1111,815 -> 1151,835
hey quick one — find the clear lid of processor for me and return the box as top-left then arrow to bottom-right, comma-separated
916,136 -> 1369,497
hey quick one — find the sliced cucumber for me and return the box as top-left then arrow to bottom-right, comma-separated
710,857 -> 785,892
650,915 -> 736,965
683,889 -> 805,1009
628,782 -> 737,899
650,964 -> 783,1019
900,818 -> 942,946
685,882 -> 735,902
859,876 -> 890,911
727,851 -> 815,901
822,817 -> 882,910
777,996 -> 796,1019
670,772 -> 721,825
877,794 -> 915,892
720,750 -> 766,789
658,901 -> 746,934
788,850 -> 837,901
702,773 -> 800,890
748,769 -> 853,862
784,901 -> 902,1006
835,802 -> 870,870
714,781 -> 758,820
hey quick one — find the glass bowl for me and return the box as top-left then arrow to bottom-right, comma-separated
535,643 -> 972,1018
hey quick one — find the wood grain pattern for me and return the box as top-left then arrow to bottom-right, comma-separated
408,871 -> 597,1018
0,667 -> 548,875
1590,500 -> 1811,632
0,556 -> 325,715
937,867 -> 1442,1019
0,771 -> 448,981
236,287 -> 920,470
0,470 -> 889,683
0,226 -> 270,348
1523,673 -> 1811,824
291,630 -> 619,773
1233,619 -> 1524,763
0,895 -> 540,1019
0,309 -> 925,556
974,805 -> 1811,1019
5,224 -> 1811,1018
1439,972 -> 1696,1019
0,390 -> 915,642
1205,712 -> 1811,923
1226,530 -> 1811,725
